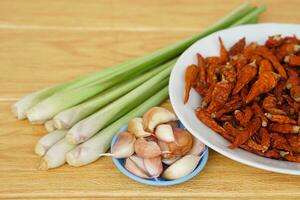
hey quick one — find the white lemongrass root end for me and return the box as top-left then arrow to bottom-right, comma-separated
65,133 -> 80,145
35,143 -> 47,157
26,108 -> 46,124
53,119 -> 67,130
34,130 -> 67,157
41,138 -> 77,169
44,120 -> 56,132
38,159 -> 49,170
11,104 -> 26,120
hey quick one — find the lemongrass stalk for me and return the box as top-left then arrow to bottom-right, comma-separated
35,130 -> 67,157
12,3 -> 253,120
53,62 -> 168,130
26,61 -> 154,124
44,120 -> 56,132
66,60 -> 173,144
67,86 -> 169,167
39,137 -> 76,170
231,6 -> 266,26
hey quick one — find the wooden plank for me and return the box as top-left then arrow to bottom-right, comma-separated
1,101 -> 300,199
1,0 -> 300,199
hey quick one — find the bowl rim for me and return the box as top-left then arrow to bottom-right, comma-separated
169,23 -> 300,175
111,124 -> 209,186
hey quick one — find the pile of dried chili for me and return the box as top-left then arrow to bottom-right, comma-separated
184,35 -> 300,162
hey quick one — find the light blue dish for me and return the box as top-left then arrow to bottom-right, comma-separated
111,122 -> 209,186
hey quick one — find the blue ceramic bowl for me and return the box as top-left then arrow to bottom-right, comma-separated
111,122 -> 209,186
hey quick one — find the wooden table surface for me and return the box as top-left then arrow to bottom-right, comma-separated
1,0 -> 300,199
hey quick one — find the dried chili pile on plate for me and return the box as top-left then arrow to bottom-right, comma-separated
184,35 -> 300,162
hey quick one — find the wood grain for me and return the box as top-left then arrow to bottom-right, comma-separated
1,0 -> 300,199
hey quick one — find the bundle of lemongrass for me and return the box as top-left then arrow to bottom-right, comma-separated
11,3 -> 265,170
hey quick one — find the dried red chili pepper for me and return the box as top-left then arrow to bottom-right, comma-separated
287,134 -> 300,153
184,64 -> 198,104
206,63 -> 219,85
265,35 -> 284,48
229,117 -> 261,149
234,110 -> 244,126
270,132 -> 292,152
262,96 -> 287,115
206,37 -> 228,64
269,123 -> 300,134
229,37 -> 246,56
285,68 -> 300,89
221,64 -> 236,83
276,43 -> 300,61
201,82 -> 216,108
290,85 -> 300,102
273,80 -> 286,105
243,42 -> 257,58
256,45 -> 287,78
265,113 -> 297,124
232,62 -> 257,95
231,54 -> 248,74
251,102 -> 268,127
264,149 -> 280,159
284,154 -> 300,162
285,54 -> 300,66
197,53 -> 206,85
259,59 -> 273,75
218,114 -> 234,122
196,108 -> 233,141
207,77 -> 232,113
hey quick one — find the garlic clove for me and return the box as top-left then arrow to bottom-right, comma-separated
128,118 -> 152,138
158,140 -> 175,159
142,107 -> 177,132
129,155 -> 147,172
155,124 -> 175,143
143,156 -> 163,178
187,136 -> 206,156
125,157 -> 150,179
162,156 -> 180,165
162,155 -> 200,180
111,132 -> 136,158
168,128 -> 193,156
134,137 -> 161,158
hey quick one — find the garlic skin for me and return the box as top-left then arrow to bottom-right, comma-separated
158,140 -> 175,159
168,128 -> 193,156
111,132 -> 136,158
134,138 -> 161,158
188,137 -> 206,156
128,118 -> 152,138
142,107 -> 177,132
129,155 -> 147,172
125,157 -> 150,179
144,156 -> 163,178
155,124 -> 175,143
162,155 -> 200,180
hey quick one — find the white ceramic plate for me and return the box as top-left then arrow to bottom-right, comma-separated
169,23 -> 300,175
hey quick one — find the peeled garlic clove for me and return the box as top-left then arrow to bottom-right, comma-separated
155,124 -> 175,143
168,128 -> 193,156
128,118 -> 152,138
111,132 -> 136,158
143,107 -> 177,132
134,138 -> 161,158
143,156 -> 163,178
162,155 -> 200,180
162,156 -> 180,165
188,137 -> 206,156
125,157 -> 150,179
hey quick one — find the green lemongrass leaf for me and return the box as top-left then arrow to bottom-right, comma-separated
12,3 -> 254,120
66,86 -> 169,167
52,61 -> 171,130
231,5 -> 266,27
66,60 -> 174,144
